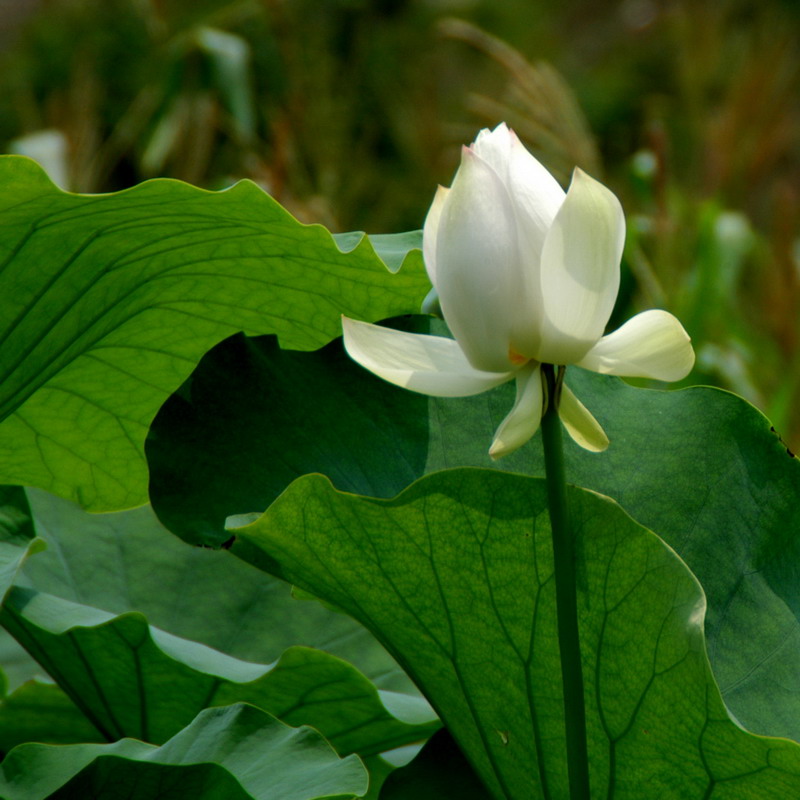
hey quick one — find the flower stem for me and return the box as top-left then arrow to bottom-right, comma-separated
540,363 -> 590,799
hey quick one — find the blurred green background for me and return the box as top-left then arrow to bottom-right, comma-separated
2,0 -> 798,449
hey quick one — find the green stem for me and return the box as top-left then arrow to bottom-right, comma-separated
540,363 -> 591,799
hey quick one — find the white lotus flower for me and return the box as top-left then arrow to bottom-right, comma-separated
342,123 -> 694,458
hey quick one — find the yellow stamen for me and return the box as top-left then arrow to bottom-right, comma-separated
508,347 -> 528,367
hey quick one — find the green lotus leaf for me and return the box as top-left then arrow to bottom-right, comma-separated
0,703 -> 368,800
19,487 -> 414,693
0,156 -> 427,510
0,486 -> 43,625
229,469 -> 800,799
146,319 -> 800,741
0,490 -> 437,756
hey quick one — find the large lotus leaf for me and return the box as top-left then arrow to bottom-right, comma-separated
0,703 -> 368,800
146,320 -> 800,741
0,584 -> 436,755
0,156 -> 428,510
0,627 -> 41,693
19,487 -> 415,694
0,488 -> 41,698
2,488 -> 428,753
0,680 -> 98,754
229,469 -> 800,799
147,333 -> 429,543
0,486 -> 42,615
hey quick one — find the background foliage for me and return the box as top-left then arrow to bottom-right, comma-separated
1,0 -> 798,446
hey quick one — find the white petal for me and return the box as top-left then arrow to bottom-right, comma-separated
468,125 -> 563,362
489,364 -> 544,459
577,309 -> 694,381
342,317 -> 513,397
537,168 -> 625,365
472,125 -> 564,240
435,146 -> 520,373
507,130 -> 565,253
505,132 -> 565,358
471,123 -> 513,178
558,383 -> 609,452
422,185 -> 449,287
